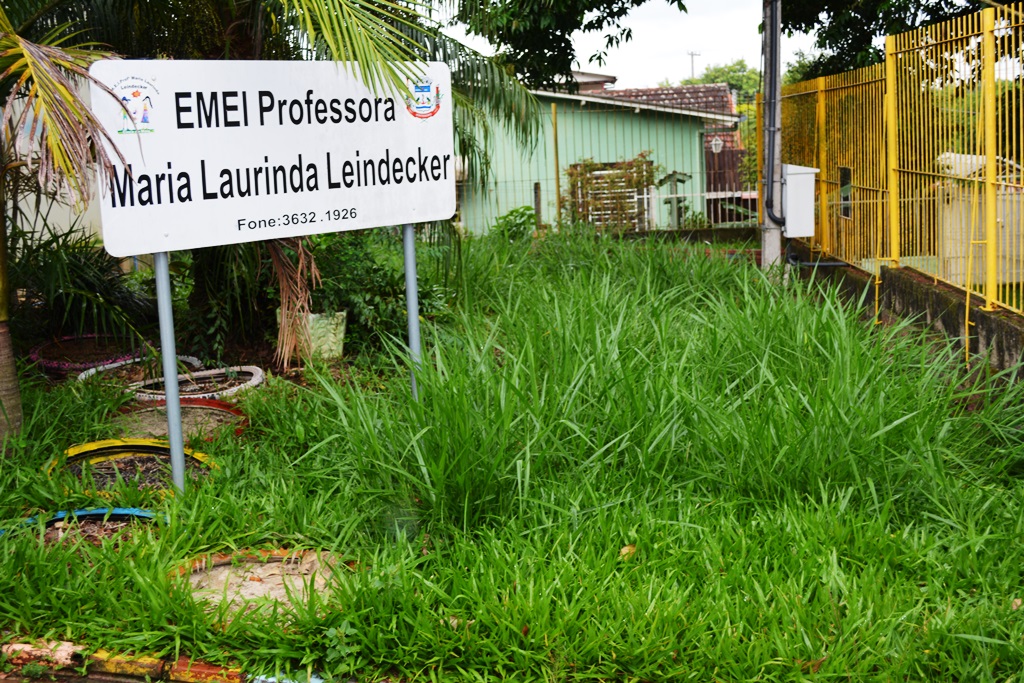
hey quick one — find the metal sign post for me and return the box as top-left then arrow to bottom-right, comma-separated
153,252 -> 186,492
402,223 -> 422,401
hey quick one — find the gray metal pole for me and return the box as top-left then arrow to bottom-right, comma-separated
761,0 -> 784,270
402,224 -> 422,401
153,251 -> 186,492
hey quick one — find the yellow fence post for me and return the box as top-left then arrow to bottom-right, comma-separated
982,8 -> 998,310
552,103 -> 561,226
815,77 -> 827,253
884,35 -> 900,267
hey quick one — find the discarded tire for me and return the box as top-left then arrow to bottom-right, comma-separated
29,334 -> 143,377
131,366 -> 265,401
76,355 -> 203,383
0,507 -> 160,538
51,439 -> 214,492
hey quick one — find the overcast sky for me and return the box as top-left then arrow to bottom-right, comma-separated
445,0 -> 818,89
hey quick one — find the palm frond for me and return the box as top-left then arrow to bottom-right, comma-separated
0,7 -> 124,206
391,23 -> 540,186
426,29 -> 541,149
267,237 -> 318,369
450,89 -> 492,186
9,0 -> 64,35
279,0 -> 428,93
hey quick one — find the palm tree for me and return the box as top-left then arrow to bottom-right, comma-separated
0,0 -> 538,436
1,5 -> 129,436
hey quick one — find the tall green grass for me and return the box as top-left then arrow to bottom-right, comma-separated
315,234 -> 1024,529
1,233 -> 1023,680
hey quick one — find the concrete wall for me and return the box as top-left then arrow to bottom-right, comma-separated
791,240 -> 1024,371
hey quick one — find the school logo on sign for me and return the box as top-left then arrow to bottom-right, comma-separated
113,76 -> 159,134
405,79 -> 443,119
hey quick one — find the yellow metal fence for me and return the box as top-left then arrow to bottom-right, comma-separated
781,3 -> 1024,316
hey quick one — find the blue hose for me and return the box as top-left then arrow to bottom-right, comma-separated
0,507 -> 161,537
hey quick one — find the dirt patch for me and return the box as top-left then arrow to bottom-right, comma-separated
68,454 -> 207,490
113,403 -> 244,440
43,518 -> 145,547
188,552 -> 341,612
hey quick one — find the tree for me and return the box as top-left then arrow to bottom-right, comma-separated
666,59 -> 760,99
783,50 -> 818,86
456,0 -> 687,90
0,5 -> 128,436
783,0 -> 1013,78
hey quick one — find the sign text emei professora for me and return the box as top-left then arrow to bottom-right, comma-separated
89,61 -> 456,257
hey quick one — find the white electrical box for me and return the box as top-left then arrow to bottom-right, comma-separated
781,164 -> 819,238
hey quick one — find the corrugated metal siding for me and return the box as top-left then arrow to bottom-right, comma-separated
458,94 -> 712,234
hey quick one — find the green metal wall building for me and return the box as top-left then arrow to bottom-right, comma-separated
457,90 -> 741,234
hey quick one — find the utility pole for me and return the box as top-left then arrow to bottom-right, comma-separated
761,0 -> 783,270
688,51 -> 700,79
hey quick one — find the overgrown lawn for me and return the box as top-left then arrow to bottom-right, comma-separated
2,233 -> 1023,681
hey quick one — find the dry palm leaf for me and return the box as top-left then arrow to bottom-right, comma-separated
267,237 -> 319,369
0,8 -> 127,207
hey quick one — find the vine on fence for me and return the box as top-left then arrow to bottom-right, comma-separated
563,151 -> 660,233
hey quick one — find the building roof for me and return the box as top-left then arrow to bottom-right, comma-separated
532,89 -> 740,125
570,71 -> 618,91
603,83 -> 744,151
602,83 -> 737,116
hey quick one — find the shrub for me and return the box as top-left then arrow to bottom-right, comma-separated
8,224 -> 152,343
310,230 -> 450,353
492,206 -> 536,242
178,243 -> 276,363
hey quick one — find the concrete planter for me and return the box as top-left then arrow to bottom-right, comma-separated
278,309 -> 347,360
307,311 -> 347,359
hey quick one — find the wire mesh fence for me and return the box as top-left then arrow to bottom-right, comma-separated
457,86 -> 759,235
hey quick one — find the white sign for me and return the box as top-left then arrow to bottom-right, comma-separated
88,60 -> 456,256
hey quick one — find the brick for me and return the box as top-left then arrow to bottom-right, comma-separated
88,650 -> 165,678
169,657 -> 244,683
2,642 -> 84,669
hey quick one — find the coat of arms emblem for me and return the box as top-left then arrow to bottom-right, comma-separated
405,79 -> 443,119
